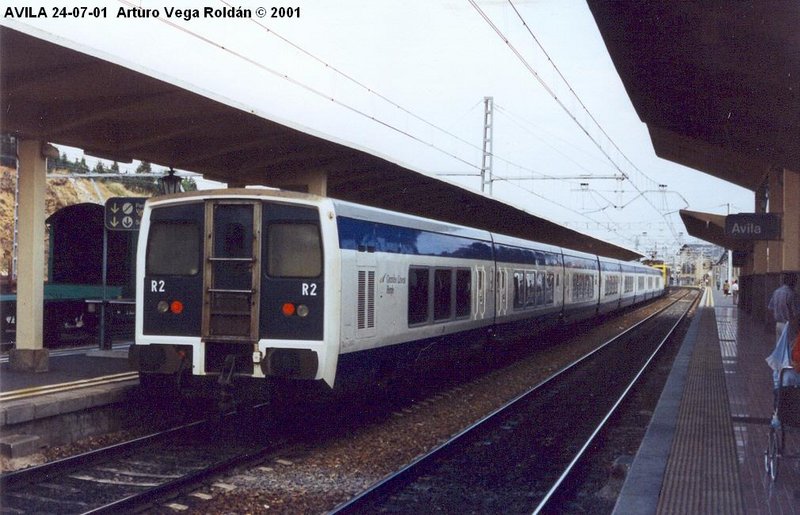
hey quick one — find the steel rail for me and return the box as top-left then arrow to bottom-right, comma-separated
330,290 -> 696,513
533,290 -> 696,513
1,398 -> 274,513
0,417 -> 209,492
83,433 -> 277,514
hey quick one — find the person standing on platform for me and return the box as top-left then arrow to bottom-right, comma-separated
731,280 -> 739,305
723,279 -> 730,296
767,273 -> 799,344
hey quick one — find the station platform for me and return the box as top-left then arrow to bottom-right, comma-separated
0,344 -> 137,458
615,287 -> 799,514
0,347 -> 132,392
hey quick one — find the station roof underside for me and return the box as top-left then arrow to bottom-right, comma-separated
0,25 -> 642,261
679,210 -> 750,253
588,1 -> 800,248
587,1 -> 800,192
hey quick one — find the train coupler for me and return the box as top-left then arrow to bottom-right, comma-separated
217,354 -> 238,412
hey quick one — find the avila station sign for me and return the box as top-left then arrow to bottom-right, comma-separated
724,213 -> 782,240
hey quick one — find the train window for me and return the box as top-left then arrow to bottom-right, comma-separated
455,269 -> 471,318
146,221 -> 200,275
267,223 -> 322,278
573,273 -> 578,299
513,271 -> 525,309
573,273 -> 595,301
525,271 -> 536,306
222,223 -> 246,257
534,272 -> 544,305
624,276 -> 634,293
434,269 -> 453,320
408,267 -> 429,325
605,275 -> 619,296
214,204 -> 253,258
545,272 -> 555,304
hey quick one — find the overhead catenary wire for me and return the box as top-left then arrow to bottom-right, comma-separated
506,0 -> 683,244
494,104 -> 620,180
212,1 -> 645,243
219,0 -> 581,187
505,0 -> 659,189
116,0 -> 479,172
113,0 -> 645,250
114,1 -> 625,225
470,0 -> 682,245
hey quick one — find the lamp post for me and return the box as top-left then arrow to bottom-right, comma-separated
159,167 -> 182,195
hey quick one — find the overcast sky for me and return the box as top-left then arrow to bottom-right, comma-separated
7,1 -> 754,259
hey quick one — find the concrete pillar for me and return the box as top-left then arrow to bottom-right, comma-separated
268,170 -> 328,197
752,241 -> 768,274
9,139 -> 49,372
751,177 -> 769,275
767,168 -> 785,273
782,169 -> 800,270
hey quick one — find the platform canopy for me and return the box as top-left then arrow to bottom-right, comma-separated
678,210 -> 750,252
0,24 -> 642,261
587,1 -> 800,191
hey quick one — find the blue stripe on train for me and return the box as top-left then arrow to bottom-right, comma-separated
337,216 -> 569,267
336,217 -> 494,260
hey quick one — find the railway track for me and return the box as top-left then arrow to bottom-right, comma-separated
0,404 -> 286,514
0,292 -> 692,513
331,290 -> 698,514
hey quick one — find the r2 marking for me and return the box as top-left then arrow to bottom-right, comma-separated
302,283 -> 317,296
151,280 -> 165,292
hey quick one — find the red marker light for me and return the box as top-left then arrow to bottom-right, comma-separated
170,300 -> 184,314
281,303 -> 296,317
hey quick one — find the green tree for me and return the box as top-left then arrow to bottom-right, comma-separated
93,162 -> 107,174
135,161 -> 152,174
181,177 -> 198,191
74,157 -> 89,174
49,152 -> 70,170
110,161 -> 120,174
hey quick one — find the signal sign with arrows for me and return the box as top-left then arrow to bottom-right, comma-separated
105,197 -> 146,231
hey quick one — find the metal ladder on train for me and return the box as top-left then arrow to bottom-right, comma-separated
201,200 -> 262,406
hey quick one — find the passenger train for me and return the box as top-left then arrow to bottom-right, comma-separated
130,189 -> 664,393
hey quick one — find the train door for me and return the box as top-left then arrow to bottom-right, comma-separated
496,268 -> 508,316
476,266 -> 487,318
202,201 -> 262,352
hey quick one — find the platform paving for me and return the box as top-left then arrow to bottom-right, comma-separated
0,344 -> 136,458
0,349 -> 131,392
615,287 -> 799,514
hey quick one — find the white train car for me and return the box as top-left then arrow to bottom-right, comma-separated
332,201 -> 496,385
598,257 -> 624,315
131,189 -> 664,394
492,234 -> 564,342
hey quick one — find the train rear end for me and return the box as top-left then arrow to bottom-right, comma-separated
130,190 -> 339,394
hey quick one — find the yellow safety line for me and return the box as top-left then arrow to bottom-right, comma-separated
707,286 -> 715,307
0,372 -> 139,402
